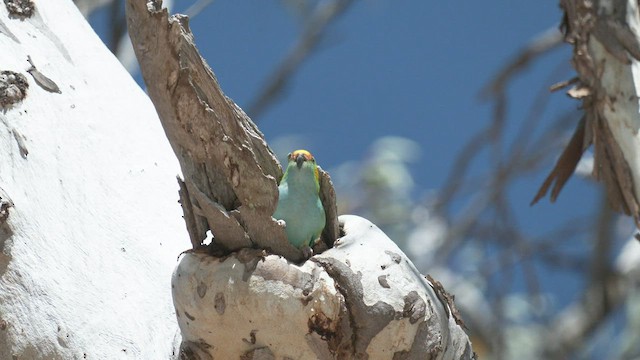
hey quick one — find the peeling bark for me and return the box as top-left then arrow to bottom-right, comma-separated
125,0 -> 338,263
125,1 -> 472,358
536,0 -> 640,225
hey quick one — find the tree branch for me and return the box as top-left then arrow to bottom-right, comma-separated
246,0 -> 355,121
126,0 -> 343,262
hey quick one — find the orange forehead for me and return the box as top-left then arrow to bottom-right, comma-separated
289,149 -> 315,161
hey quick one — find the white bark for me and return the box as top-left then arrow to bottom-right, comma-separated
541,0 -> 640,221
0,0 -> 188,358
173,215 -> 474,359
592,0 -> 640,209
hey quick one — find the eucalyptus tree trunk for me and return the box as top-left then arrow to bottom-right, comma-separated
0,0 -> 186,358
126,1 -> 473,358
535,0 -> 640,224
533,0 -> 640,356
0,0 -> 474,358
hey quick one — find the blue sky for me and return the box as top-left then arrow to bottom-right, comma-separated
193,2 -> 566,166
81,2 -> 635,352
181,1 -> 596,229
89,0 -> 609,308
176,1 -> 605,310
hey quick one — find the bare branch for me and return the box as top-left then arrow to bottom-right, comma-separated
480,27 -> 564,99
125,0 -> 343,262
247,0 -> 355,120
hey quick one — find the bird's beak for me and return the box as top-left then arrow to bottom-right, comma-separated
296,153 -> 305,169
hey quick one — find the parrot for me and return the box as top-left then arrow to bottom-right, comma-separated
273,149 -> 326,256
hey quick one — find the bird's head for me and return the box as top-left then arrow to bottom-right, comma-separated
283,149 -> 320,188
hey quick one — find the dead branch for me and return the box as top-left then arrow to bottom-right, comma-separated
125,0 -> 338,263
246,0 -> 355,120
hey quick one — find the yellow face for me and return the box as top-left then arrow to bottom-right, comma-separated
289,149 -> 314,162
288,149 -> 319,182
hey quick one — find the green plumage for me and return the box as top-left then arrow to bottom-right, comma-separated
273,150 -> 326,249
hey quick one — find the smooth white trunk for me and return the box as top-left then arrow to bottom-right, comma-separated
0,0 -> 188,358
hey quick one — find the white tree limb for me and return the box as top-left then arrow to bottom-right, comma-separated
0,0 -> 188,358
123,1 -> 474,358
173,215 -> 474,359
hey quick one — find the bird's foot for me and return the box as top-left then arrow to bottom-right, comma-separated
301,246 -> 314,259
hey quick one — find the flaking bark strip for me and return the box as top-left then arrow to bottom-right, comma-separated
26,56 -> 61,94
536,0 -> 640,225
177,177 -> 204,249
427,274 -> 467,329
594,112 -> 640,221
318,167 -> 339,248
185,179 -> 252,251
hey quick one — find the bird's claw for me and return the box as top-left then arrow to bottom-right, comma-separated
301,246 -> 314,259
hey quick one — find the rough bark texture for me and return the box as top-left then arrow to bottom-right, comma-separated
126,1 -> 472,358
172,215 -> 474,359
534,0 -> 640,226
125,0 -> 338,264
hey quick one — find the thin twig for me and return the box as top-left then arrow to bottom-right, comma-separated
183,0 -> 215,19
479,27 -> 564,99
247,0 -> 355,121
